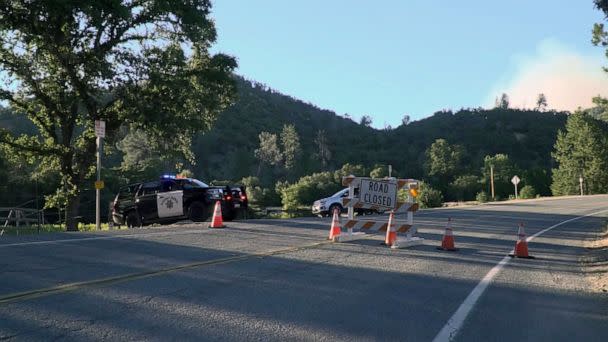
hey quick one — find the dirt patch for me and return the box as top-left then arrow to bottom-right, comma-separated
582,225 -> 608,293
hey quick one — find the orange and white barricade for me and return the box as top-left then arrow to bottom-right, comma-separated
334,175 -> 424,248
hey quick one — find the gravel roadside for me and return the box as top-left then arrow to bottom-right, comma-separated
583,222 -> 608,293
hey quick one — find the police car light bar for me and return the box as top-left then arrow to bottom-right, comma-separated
161,174 -> 176,179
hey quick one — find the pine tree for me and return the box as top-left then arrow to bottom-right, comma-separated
536,93 -> 548,111
551,111 -> 608,195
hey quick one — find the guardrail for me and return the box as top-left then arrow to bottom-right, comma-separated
1,207 -> 43,227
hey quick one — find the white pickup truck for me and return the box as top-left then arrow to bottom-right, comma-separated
311,188 -> 383,217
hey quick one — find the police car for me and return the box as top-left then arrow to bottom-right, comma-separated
111,175 -> 225,227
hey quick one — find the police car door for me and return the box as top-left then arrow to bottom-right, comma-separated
137,181 -> 161,221
157,179 -> 184,218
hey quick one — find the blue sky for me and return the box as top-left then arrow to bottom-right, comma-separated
210,1 -> 608,128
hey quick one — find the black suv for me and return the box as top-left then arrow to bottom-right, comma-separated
223,186 -> 248,220
111,176 -> 224,227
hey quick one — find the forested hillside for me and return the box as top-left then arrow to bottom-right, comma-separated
0,75 -> 573,215
192,77 -> 377,183
192,77 -> 568,193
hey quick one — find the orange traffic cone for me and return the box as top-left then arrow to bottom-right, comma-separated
437,218 -> 459,251
328,208 -> 342,241
509,223 -> 534,259
384,211 -> 397,246
209,200 -> 225,228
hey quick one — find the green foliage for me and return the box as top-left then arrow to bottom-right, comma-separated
417,183 -> 444,208
448,175 -> 481,201
476,191 -> 489,203
425,139 -> 464,196
593,1 -> 608,48
280,124 -> 301,170
551,111 -> 608,195
521,168 -> 551,196
369,165 -> 390,178
239,176 -> 280,207
589,96 -> 608,123
279,172 -> 340,211
334,163 -> 367,184
178,169 -> 195,178
0,1 -> 236,230
360,115 -> 373,127
191,76 -> 567,187
426,139 -> 463,178
519,185 -> 537,199
482,154 -> 518,200
116,128 -> 186,177
314,129 -> 332,168
254,132 -> 282,168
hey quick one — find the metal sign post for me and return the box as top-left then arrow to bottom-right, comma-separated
490,165 -> 495,200
511,175 -> 520,199
95,120 -> 105,231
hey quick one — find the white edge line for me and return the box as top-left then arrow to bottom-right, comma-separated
432,208 -> 608,342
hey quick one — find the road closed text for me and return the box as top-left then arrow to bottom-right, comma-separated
360,179 -> 397,209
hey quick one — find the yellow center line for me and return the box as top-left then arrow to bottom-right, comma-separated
0,236 -> 361,305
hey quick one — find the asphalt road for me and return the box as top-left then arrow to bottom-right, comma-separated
0,195 -> 607,341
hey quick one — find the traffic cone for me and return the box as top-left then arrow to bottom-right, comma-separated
328,208 -> 342,241
384,211 -> 397,246
437,218 -> 459,251
209,200 -> 225,228
509,223 -> 534,259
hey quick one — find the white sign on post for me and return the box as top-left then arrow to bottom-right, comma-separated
511,175 -> 520,199
511,175 -> 520,185
95,120 -> 106,138
359,178 -> 397,209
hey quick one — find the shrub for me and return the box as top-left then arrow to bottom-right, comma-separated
448,175 -> 481,201
417,183 -> 444,208
333,163 -> 366,183
279,172 -> 341,211
476,191 -> 489,203
519,185 -> 537,199
240,176 -> 281,207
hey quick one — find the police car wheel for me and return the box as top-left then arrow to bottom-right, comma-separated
188,202 -> 206,222
126,211 -> 141,228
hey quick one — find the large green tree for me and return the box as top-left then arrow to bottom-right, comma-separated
0,1 -> 236,230
425,138 -> 464,193
254,132 -> 282,176
551,112 -> 608,195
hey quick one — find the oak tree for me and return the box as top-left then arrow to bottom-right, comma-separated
0,1 -> 236,230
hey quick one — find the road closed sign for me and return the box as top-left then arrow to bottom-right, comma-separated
360,178 -> 397,209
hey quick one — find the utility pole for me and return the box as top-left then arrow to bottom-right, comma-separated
490,165 -> 495,200
579,175 -> 584,196
388,164 -> 392,178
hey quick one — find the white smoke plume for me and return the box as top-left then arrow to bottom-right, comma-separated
486,39 -> 608,111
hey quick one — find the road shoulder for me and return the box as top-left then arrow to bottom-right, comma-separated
582,222 -> 608,293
